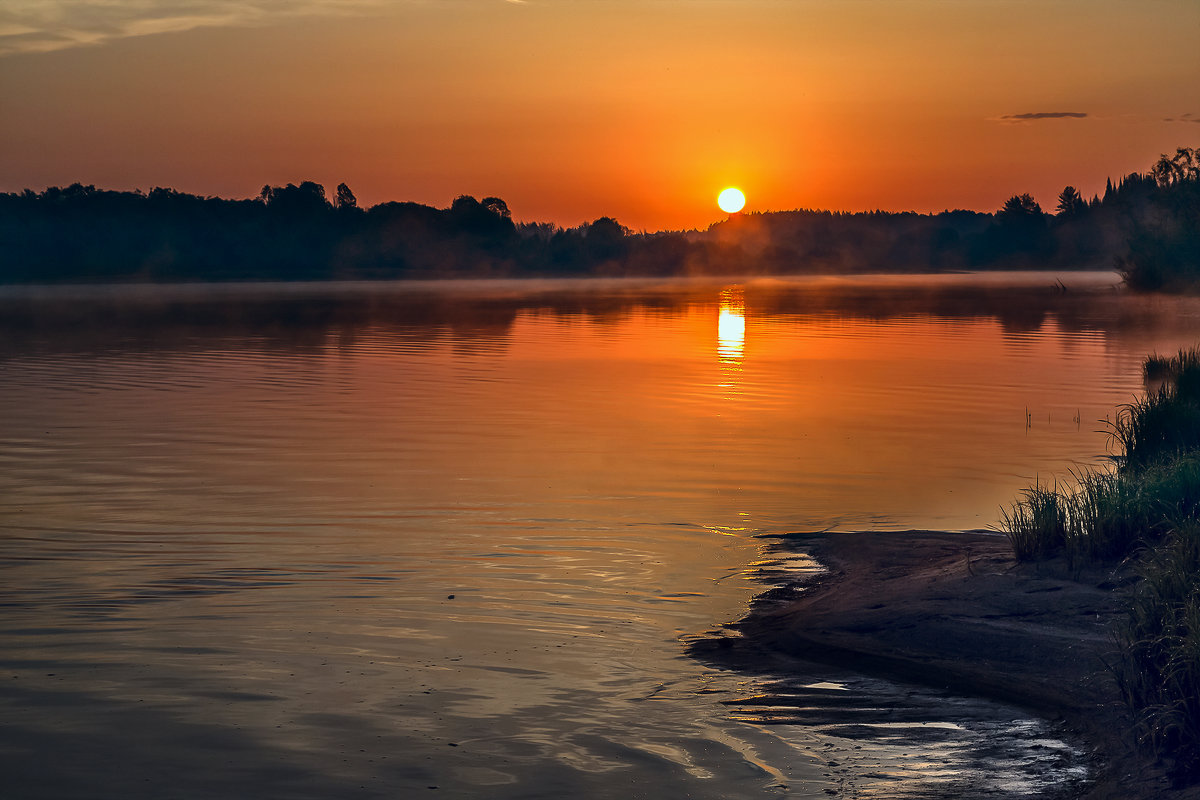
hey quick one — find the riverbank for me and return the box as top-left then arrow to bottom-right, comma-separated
689,530 -> 1200,799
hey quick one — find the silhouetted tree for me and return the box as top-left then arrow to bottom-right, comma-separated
581,217 -> 630,264
1148,149 -> 1197,188
481,196 -> 511,219
1152,154 -> 1183,187
335,183 -> 358,211
517,221 -> 559,242
448,195 -> 516,248
1174,147 -> 1200,181
1120,149 -> 1200,289
967,193 -> 1053,265
1055,186 -> 1087,217
998,193 -> 1044,222
260,182 -> 331,220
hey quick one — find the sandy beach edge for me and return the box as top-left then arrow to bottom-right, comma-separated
687,529 -> 1200,800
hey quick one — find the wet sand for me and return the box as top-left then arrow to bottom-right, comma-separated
689,530 -> 1200,799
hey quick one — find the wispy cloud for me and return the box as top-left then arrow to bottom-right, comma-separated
998,111 -> 1089,121
0,1 -> 389,56
1163,113 -> 1200,124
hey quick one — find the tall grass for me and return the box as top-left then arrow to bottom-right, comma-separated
1000,346 -> 1200,778
1115,347 -> 1200,470
1116,523 -> 1200,779
1062,466 -> 1157,564
999,481 -> 1066,562
1144,348 -> 1200,383
1113,391 -> 1200,471
999,462 -> 1200,568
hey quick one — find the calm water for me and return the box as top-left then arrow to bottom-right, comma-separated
3,272 -> 1200,798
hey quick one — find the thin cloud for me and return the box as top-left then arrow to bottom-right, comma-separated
998,112 -> 1089,121
0,1 -> 389,56
1163,113 -> 1200,124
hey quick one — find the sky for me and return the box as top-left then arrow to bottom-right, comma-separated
1,0 -> 1197,231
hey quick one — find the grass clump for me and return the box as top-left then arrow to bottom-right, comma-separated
1114,391 -> 1200,472
1117,347 -> 1200,470
1062,466 -> 1157,564
999,481 -> 1066,562
1145,348 -> 1200,383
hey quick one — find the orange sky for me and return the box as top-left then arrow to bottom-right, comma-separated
1,1 -> 1197,231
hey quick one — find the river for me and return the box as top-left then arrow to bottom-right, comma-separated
3,272 -> 1199,798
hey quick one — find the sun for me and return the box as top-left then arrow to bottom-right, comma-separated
717,187 -> 746,214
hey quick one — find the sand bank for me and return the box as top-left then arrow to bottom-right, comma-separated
689,530 -> 1200,799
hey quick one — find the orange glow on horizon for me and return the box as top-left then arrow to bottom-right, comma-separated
0,1 -> 1195,231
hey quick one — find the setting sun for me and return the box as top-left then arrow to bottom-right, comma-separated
717,188 -> 746,214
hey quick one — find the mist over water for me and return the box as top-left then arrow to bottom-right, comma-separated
3,272 -> 1200,798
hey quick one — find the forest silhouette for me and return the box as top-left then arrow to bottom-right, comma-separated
0,149 -> 1195,285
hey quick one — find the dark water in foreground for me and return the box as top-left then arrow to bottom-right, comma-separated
3,272 -> 1200,798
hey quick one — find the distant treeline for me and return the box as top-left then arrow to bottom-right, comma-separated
0,149 -> 1195,284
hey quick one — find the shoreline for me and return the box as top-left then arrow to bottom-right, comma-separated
689,530 -> 1200,799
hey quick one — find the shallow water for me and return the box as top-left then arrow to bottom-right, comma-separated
3,272 -> 1200,798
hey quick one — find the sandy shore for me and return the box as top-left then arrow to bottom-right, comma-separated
689,530 -> 1200,799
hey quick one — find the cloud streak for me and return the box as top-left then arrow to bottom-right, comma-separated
998,111 -> 1089,121
0,0 -> 389,56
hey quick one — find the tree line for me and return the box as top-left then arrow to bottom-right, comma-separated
1117,148 -> 1200,289
0,149 -> 1195,284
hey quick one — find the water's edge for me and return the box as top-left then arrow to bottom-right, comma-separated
688,529 -> 1158,798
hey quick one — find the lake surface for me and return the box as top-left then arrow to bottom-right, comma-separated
4,272 -> 1200,798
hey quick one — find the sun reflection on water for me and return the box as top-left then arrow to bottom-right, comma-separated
717,287 -> 746,363
716,286 -> 746,397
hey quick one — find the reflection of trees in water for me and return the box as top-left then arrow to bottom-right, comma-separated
2,277 -> 1197,361
740,281 -> 1178,338
0,289 -> 521,359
